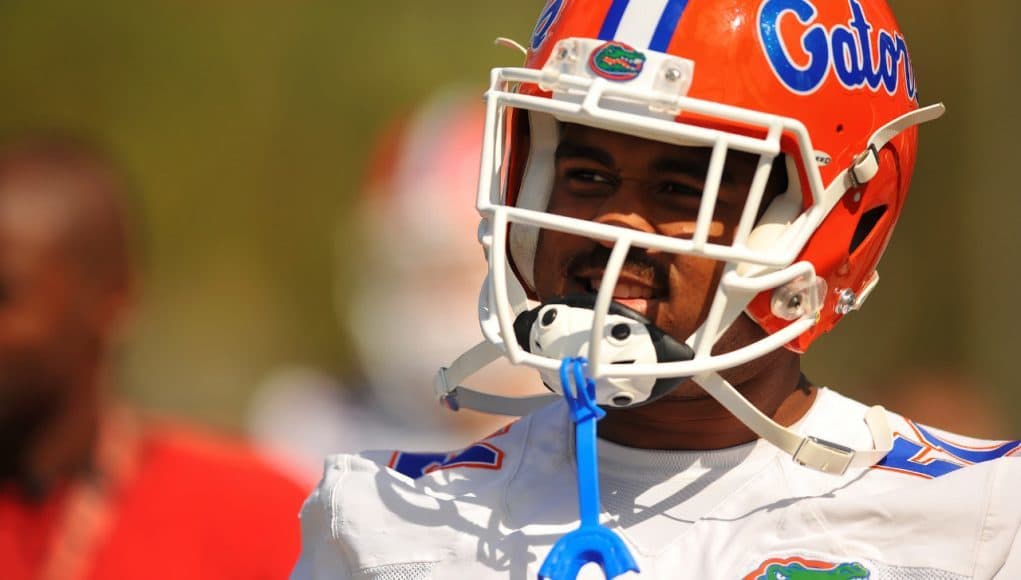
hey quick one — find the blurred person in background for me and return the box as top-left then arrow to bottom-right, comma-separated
0,131 -> 307,580
248,89 -> 542,483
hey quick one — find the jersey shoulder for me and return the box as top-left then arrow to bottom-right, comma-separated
808,388 -> 1021,480
874,405 -> 1020,480
750,390 -> 1021,578
355,402 -> 556,483
359,422 -> 519,483
293,403 -> 572,578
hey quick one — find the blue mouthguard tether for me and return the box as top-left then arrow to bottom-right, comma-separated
538,357 -> 639,580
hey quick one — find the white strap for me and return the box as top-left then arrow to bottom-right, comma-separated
494,36 -> 528,57
693,373 -> 893,475
434,340 -> 560,416
850,103 -> 946,186
436,345 -> 892,472
444,387 -> 560,416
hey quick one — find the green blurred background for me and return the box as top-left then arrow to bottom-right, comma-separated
0,1 -> 1017,435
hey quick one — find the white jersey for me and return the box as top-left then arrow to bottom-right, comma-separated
291,388 -> 1021,579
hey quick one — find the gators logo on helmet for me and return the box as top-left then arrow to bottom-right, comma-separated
588,41 -> 646,81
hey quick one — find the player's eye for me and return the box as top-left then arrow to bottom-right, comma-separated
560,167 -> 617,196
655,180 -> 701,198
566,168 -> 612,183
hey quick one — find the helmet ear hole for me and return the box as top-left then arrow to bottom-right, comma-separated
759,154 -> 789,219
848,204 -> 888,255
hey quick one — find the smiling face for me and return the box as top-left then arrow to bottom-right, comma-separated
532,123 -> 783,350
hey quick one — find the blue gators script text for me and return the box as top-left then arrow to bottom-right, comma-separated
758,0 -> 916,100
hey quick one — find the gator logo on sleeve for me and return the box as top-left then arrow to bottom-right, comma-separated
588,41 -> 646,81
387,425 -> 510,479
745,556 -> 869,580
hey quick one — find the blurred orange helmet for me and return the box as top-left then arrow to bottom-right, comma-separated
345,89 -> 537,434
359,90 -> 488,272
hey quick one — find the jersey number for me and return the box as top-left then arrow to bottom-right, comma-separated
875,421 -> 1019,478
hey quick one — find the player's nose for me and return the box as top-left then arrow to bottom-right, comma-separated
590,184 -> 657,250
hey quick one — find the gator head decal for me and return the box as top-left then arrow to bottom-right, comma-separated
588,41 -> 646,81
746,557 -> 870,580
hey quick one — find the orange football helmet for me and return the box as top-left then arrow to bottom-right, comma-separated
439,0 -> 943,473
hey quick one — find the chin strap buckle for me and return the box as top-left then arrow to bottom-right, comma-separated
849,143 -> 880,189
792,436 -> 855,476
435,367 -> 461,412
847,103 -> 946,189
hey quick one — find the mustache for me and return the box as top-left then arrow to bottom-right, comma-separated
566,245 -> 669,288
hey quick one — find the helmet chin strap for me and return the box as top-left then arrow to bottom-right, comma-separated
436,306 -> 893,476
435,340 -> 561,416
692,372 -> 892,475
436,344 -> 892,475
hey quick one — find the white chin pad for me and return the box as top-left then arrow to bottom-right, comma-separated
516,300 -> 692,407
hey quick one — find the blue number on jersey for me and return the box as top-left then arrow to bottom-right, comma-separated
876,421 -> 1020,478
389,443 -> 504,479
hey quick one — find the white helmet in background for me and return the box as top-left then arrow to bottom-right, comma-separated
343,88 -> 540,438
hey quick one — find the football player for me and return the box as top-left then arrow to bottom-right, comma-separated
292,1 -> 1021,578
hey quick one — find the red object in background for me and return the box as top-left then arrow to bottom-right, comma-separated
0,408 -> 309,580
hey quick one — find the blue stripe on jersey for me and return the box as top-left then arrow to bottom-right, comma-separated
649,0 -> 689,52
915,424 -> 1021,464
598,0 -> 631,40
876,421 -> 1020,479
